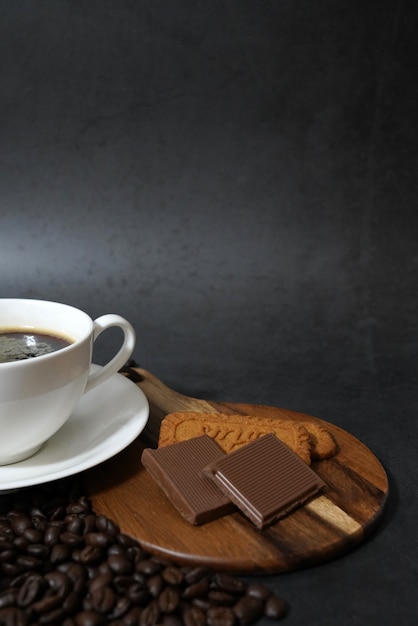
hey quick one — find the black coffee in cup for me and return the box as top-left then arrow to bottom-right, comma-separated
0,330 -> 73,363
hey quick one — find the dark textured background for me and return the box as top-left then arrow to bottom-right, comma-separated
1,2 -> 417,624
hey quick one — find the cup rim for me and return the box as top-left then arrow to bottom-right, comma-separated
0,298 -> 93,367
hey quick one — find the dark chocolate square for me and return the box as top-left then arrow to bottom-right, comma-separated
203,433 -> 326,529
141,435 -> 236,525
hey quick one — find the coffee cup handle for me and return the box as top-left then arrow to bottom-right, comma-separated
84,314 -> 136,394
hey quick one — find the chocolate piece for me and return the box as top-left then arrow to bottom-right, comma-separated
203,434 -> 326,529
141,436 -> 236,525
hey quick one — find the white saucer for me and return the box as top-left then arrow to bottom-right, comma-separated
0,366 -> 149,491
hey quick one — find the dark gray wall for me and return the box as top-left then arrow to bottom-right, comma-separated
1,2 -> 417,624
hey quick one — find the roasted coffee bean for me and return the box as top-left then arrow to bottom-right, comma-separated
48,505 -> 67,522
233,596 -> 265,625
44,570 -> 72,597
78,546 -> 103,566
0,562 -> 22,577
207,606 -> 236,626
95,561 -> 112,577
22,528 -> 43,544
182,577 -> 210,600
25,543 -> 49,560
16,555 -> 43,571
84,533 -> 111,549
107,554 -> 133,575
127,583 -> 151,606
31,515 -> 47,532
183,566 -> 211,585
5,510 -> 20,518
0,606 -> 27,626
78,496 -> 90,510
31,592 -> 63,615
82,514 -> 97,535
88,572 -> 113,594
126,545 -> 145,564
191,597 -> 213,612
95,515 -> 119,537
212,573 -> 246,596
60,531 -> 84,548
63,511 -> 77,523
43,526 -> 61,546
158,586 -> 181,613
16,574 -> 45,607
182,605 -> 206,626
162,566 -> 184,586
107,544 -> 125,557
139,599 -> 161,625
264,594 -> 287,619
146,574 -> 164,598
66,500 -> 88,516
135,559 -> 161,576
66,517 -> 85,535
12,537 -> 29,552
207,589 -> 237,606
246,582 -> 272,601
10,514 -> 32,536
58,562 -> 88,593
47,518 -> 65,529
0,549 -> 16,563
49,542 -> 71,564
108,596 -> 131,620
132,571 -> 147,586
88,586 -> 116,613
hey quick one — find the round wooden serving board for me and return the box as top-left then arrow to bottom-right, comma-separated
83,368 -> 389,574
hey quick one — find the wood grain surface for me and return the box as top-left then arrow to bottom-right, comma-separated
83,368 -> 389,574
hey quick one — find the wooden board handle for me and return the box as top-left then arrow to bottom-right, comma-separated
132,368 -> 216,446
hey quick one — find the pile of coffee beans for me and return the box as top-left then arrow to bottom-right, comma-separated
0,480 -> 287,625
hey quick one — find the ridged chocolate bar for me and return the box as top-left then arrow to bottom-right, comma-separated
141,436 -> 236,525
203,434 -> 326,529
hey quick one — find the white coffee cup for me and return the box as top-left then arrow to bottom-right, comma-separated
0,298 -> 136,465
